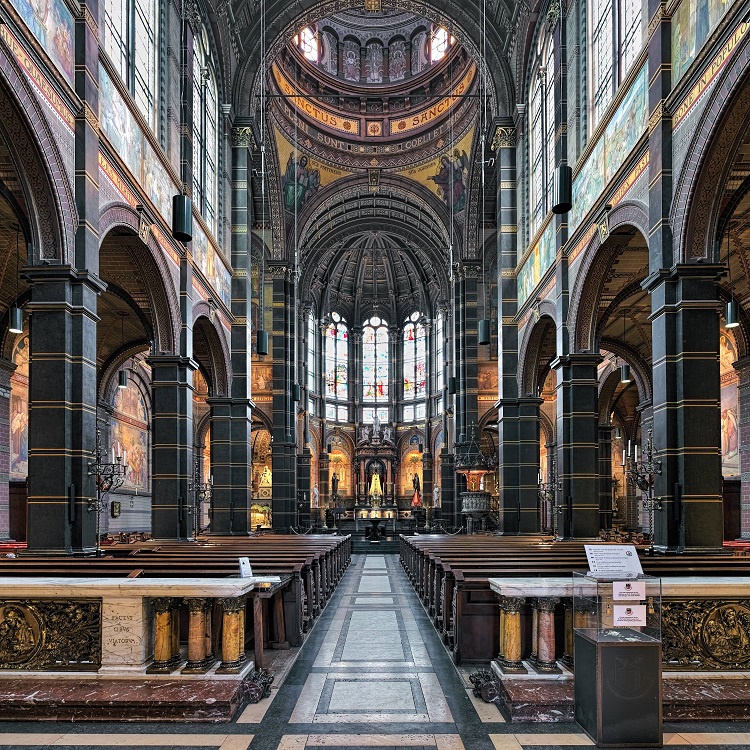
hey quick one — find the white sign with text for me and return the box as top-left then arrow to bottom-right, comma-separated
613,604 -> 647,627
585,544 -> 643,578
612,580 -> 646,601
239,557 -> 253,578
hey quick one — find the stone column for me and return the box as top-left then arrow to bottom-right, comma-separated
183,597 -> 213,673
25,268 -> 104,554
496,597 -> 527,674
498,397 -> 543,532
736,358 -> 750,538
148,596 -> 181,673
206,124 -> 254,535
553,353 -> 602,538
598,424 -> 613,531
0,360 -> 14,540
149,355 -> 196,540
217,596 -> 246,673
536,597 -> 561,673
647,268 -> 723,550
271,265 -> 297,530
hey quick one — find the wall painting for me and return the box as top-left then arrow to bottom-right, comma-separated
518,220 -> 556,307
111,379 -> 149,493
720,329 -> 739,476
9,0 -> 73,83
672,0 -> 732,84
10,335 -> 29,481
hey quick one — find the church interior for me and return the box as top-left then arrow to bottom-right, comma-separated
0,0 -> 750,746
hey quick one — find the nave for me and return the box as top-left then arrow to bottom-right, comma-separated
0,555 -> 750,750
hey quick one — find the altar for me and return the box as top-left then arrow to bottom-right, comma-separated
354,506 -> 397,537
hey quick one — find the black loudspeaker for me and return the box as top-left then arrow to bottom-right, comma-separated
292,383 -> 301,402
172,194 -> 193,242
256,330 -> 269,355
478,319 -> 490,345
326,443 -> 332,454
448,376 -> 456,395
552,164 -> 573,214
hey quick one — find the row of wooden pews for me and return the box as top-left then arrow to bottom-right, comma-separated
0,534 -> 351,673
400,534 -> 750,666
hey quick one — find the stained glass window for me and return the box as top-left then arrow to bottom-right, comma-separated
295,27 -> 319,62
307,311 -> 316,394
436,312 -> 444,391
403,312 -> 427,418
193,28 -> 219,234
530,72 -> 544,231
620,0 -> 643,78
529,39 -> 555,234
591,0 -> 614,127
362,316 -> 389,403
104,0 -> 157,127
325,313 -> 348,401
363,407 -> 389,425
430,26 -> 454,62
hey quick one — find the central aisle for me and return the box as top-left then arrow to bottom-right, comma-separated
248,553 -> 496,750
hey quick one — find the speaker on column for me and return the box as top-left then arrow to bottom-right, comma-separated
256,330 -> 269,356
552,165 -> 573,214
292,383 -> 301,402
478,318 -> 490,345
172,194 -> 193,242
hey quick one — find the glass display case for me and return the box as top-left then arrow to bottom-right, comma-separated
573,572 -> 662,748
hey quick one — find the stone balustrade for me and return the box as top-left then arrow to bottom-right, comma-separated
489,576 -> 750,674
0,577 -> 258,677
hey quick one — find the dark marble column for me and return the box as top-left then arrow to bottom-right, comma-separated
297,447 -> 311,528
25,268 -> 104,553
440,448 -> 456,528
149,355 -> 196,540
553,353 -> 601,538
498,397 -> 543,533
206,125 -> 255,535
647,268 -> 723,551
271,265 -> 297,530
0,360 -> 14,540
598,424 -> 613,531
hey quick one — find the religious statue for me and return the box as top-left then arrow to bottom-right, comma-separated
359,425 -> 370,443
312,484 -> 319,508
413,474 -> 421,494
369,470 -> 382,497
372,413 -> 381,436
382,426 -> 392,442
331,472 -> 339,498
259,466 -> 272,487
433,486 -> 441,507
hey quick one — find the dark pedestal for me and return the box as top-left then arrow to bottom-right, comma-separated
723,477 -> 741,541
574,630 -> 662,747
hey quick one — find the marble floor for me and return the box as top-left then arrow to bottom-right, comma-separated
2,554 -> 750,748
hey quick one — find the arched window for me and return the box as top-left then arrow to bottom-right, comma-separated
325,313 -> 348,404
362,316 -> 389,423
294,26 -> 320,62
307,310 -> 316,399
430,25 -> 454,63
589,0 -> 644,128
103,0 -> 158,126
193,27 -> 219,234
435,311 -> 444,392
403,312 -> 427,423
529,38 -> 555,233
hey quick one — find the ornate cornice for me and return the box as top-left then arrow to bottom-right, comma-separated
492,126 -> 517,151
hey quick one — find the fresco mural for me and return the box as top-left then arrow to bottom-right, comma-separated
282,154 -> 321,212
720,329 -> 739,477
100,66 -> 143,180
604,67 -> 648,182
672,0 -> 732,83
10,335 -> 29,481
191,225 -> 231,307
571,139 -> 605,230
10,0 -> 73,83
518,221 -> 555,307
397,127 -> 475,207
111,378 -> 149,493
390,40 -> 407,81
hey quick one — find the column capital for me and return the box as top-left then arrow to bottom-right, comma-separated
551,352 -> 603,370
491,125 -> 517,151
231,126 -> 255,149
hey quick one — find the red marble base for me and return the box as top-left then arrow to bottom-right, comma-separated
497,677 -> 750,722
0,677 -> 256,722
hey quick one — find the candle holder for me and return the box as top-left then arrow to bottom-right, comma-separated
189,457 -> 213,537
87,426 -> 127,556
624,429 -> 662,555
538,455 -> 562,537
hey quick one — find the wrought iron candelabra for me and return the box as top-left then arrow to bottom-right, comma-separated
624,429 -> 662,555
538,456 -> 562,537
87,426 -> 127,555
189,458 -> 213,537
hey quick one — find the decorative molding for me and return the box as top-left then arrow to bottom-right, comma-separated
500,180 -> 517,189
647,3 -> 666,41
492,127 -> 517,151
232,127 -> 254,148
546,0 -> 561,28
501,225 -> 518,233
649,100 -> 666,133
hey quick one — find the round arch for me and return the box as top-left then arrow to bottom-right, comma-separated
192,309 -> 232,397
518,303 -> 557,397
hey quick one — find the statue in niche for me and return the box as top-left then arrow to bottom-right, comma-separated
359,425 -> 370,443
382,425 -> 392,442
259,466 -> 272,487
413,473 -> 421,494
433,486 -> 441,507
331,472 -> 339,498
